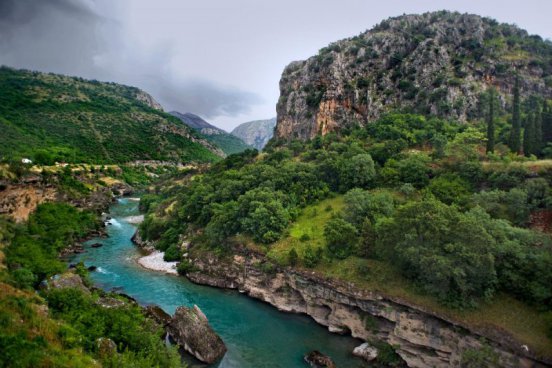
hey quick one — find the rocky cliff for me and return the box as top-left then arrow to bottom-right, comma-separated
231,117 -> 276,150
275,11 -> 552,140
185,249 -> 551,368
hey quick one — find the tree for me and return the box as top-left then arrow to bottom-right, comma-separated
543,102 -> 552,145
486,88 -> 496,153
288,248 -> 299,266
340,153 -> 376,191
535,105 -> 543,155
376,199 -> 498,306
343,188 -> 395,226
523,113 -> 536,157
324,217 -> 358,259
509,75 -> 522,153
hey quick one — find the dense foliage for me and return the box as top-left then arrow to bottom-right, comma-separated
0,203 -> 182,367
0,67 -> 218,164
141,111 -> 552,314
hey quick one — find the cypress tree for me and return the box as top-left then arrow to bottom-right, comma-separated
486,88 -> 495,153
523,113 -> 536,157
542,102 -> 552,145
535,105 -> 543,156
509,76 -> 522,153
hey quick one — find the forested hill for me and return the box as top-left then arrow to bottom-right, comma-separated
275,11 -> 552,140
0,67 -> 221,164
170,111 -> 252,155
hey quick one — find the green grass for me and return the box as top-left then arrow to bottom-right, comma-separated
268,196 -> 344,263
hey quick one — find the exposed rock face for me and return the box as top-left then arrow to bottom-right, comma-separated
275,11 -> 552,140
353,342 -> 378,362
131,229 -> 155,254
186,251 -> 551,368
231,117 -> 277,150
144,305 -> 172,328
134,90 -> 164,111
304,350 -> 336,368
168,305 -> 227,364
44,271 -> 90,294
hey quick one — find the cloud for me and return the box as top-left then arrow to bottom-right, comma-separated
0,0 -> 262,120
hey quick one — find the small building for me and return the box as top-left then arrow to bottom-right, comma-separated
21,158 -> 33,164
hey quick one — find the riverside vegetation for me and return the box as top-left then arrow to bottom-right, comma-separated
3,9 -> 552,368
141,111 -> 552,360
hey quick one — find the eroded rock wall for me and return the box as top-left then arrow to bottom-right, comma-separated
186,251 -> 550,368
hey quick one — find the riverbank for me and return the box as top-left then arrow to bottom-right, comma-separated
182,245 -> 552,368
80,198 -> 367,367
137,251 -> 178,275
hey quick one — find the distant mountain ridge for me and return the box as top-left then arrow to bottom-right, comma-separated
0,66 -> 221,163
170,111 -> 251,155
231,118 -> 276,150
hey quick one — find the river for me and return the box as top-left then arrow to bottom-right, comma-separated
71,197 -> 368,367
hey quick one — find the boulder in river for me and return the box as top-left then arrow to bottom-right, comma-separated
304,350 -> 336,368
87,265 -> 97,271
144,305 -> 172,327
90,242 -> 103,248
168,305 -> 226,364
352,342 -> 378,362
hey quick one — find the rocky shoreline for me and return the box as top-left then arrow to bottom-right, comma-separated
181,247 -> 551,368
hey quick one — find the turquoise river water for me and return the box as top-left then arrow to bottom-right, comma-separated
71,198 -> 367,367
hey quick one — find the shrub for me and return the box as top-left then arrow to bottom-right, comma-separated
324,217 -> 359,259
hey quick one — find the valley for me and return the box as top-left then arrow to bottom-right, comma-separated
1,8 -> 552,368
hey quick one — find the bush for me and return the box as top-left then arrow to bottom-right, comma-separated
163,244 -> 181,262
324,217 -> 359,259
288,248 -> 299,266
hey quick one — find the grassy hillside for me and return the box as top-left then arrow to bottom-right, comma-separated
0,67 -> 219,164
205,133 -> 252,155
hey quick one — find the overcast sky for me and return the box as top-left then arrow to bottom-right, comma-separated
0,0 -> 550,131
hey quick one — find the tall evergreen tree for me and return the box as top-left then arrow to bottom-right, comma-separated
509,76 -> 522,153
486,88 -> 495,153
542,102 -> 552,145
523,113 -> 536,157
535,104 -> 543,155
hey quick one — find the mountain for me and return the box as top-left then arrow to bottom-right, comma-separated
275,11 -> 552,140
170,111 -> 251,155
231,118 -> 276,150
0,66 -> 222,163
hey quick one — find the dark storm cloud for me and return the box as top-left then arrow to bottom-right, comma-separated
0,0 -> 262,120
154,78 -> 263,119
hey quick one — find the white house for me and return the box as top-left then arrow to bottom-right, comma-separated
21,158 -> 32,164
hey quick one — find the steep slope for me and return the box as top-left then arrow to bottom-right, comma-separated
0,67 -> 222,163
231,117 -> 276,150
275,11 -> 552,140
170,111 -> 251,155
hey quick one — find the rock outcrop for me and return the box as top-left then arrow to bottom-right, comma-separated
275,11 -> 552,140
43,271 -> 90,294
185,250 -> 551,368
353,342 -> 379,362
168,305 -> 227,364
304,350 -> 336,368
134,90 -> 164,111
231,117 -> 277,150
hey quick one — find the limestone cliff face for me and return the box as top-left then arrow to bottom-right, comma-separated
134,90 -> 164,111
186,250 -> 551,368
231,118 -> 277,150
275,11 -> 552,140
